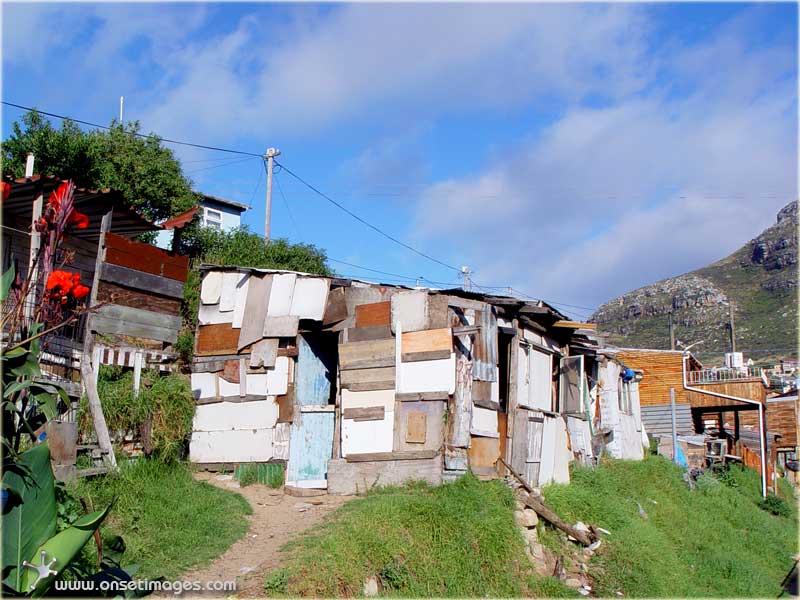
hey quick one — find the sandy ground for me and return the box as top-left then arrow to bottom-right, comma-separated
183,472 -> 351,598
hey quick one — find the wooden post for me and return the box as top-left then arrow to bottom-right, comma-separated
81,209 -> 117,470
734,409 -> 740,443
133,350 -> 143,399
668,311 -> 675,351
729,302 -> 736,354
504,318 -> 519,470
25,182 -> 43,324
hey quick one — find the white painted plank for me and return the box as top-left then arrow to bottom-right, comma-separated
263,316 -> 299,338
232,275 -> 251,329
274,422 -> 290,460
250,338 -> 279,368
191,372 -> 217,399
245,356 -> 289,396
391,290 -> 428,333
552,417 -> 571,484
193,398 -> 279,432
266,273 -> 296,317
198,303 -> 233,325
470,406 -> 499,438
537,416 -> 557,486
200,271 -> 222,305
190,429 -> 274,463
397,353 -> 456,394
341,411 -> 395,456
341,389 -> 396,411
218,376 -> 239,398
290,277 -> 329,321
219,271 -> 246,312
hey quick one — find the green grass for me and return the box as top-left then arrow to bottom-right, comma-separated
235,463 -> 285,488
542,456 -> 798,597
264,473 -> 572,597
71,459 -> 251,579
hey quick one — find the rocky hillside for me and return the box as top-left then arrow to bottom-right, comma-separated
592,201 -> 797,364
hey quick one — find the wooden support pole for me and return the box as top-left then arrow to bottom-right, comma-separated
81,209 -> 117,470
500,457 -> 594,546
133,350 -> 143,399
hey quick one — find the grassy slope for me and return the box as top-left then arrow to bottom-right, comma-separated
543,457 -> 798,597
265,474 -> 571,598
72,459 -> 251,579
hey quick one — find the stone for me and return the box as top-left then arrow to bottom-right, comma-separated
524,528 -> 539,544
530,542 -> 545,561
363,576 -> 379,597
215,474 -> 233,481
515,508 -> 539,528
565,579 -> 583,589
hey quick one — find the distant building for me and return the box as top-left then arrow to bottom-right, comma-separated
156,193 -> 249,249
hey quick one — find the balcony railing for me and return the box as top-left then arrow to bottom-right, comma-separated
686,366 -> 764,385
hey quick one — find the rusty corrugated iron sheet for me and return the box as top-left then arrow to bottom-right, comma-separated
472,306 -> 498,381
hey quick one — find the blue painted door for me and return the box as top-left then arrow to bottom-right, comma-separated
286,335 -> 336,488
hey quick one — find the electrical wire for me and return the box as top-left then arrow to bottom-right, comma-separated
1,100 -> 264,157
276,161 -> 462,274
184,156 -> 259,175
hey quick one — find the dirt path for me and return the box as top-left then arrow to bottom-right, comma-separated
185,472 -> 351,597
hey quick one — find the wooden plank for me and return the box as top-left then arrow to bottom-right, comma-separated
468,436 -> 500,468
401,328 -> 452,355
391,290 -> 428,333
340,367 -> 396,387
342,406 -> 386,421
100,263 -> 185,298
196,323 -> 242,356
190,429 -> 274,463
94,303 -> 181,331
342,381 -> 396,392
427,294 -> 450,329
347,325 -> 392,342
193,398 -> 278,431
446,295 -> 485,311
290,277 -> 329,320
355,301 -> 391,328
91,308 -> 179,343
471,406 -> 499,438
104,232 -> 189,281
341,389 -> 395,412
405,412 -> 427,443
552,320 -> 597,329
473,398 -> 501,411
219,271 -> 244,312
339,339 -> 395,371
263,316 -> 299,338
221,359 -> 240,384
341,409 -> 394,456
250,338 -> 279,368
231,275 -> 251,329
397,353 -> 456,395
402,349 -> 452,363
394,399 -> 445,452
97,281 -> 181,316
198,302 -> 233,325
192,359 -> 225,373
267,273 -> 296,316
322,287 -> 348,325
238,274 -> 272,350
345,450 -> 438,462
277,384 -> 294,423
453,325 -> 480,336
396,392 -> 449,402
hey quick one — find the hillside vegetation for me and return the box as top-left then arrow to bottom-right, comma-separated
592,201 -> 797,364
543,457 -> 798,597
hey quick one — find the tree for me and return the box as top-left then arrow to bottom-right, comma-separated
2,110 -> 198,225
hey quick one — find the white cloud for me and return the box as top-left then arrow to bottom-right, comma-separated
411,10 -> 797,311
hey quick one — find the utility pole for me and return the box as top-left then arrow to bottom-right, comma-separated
264,147 -> 281,242
460,266 -> 471,291
668,311 -> 676,351
119,96 -> 124,123
729,301 -> 736,353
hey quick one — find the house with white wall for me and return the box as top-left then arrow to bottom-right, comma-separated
156,193 -> 249,248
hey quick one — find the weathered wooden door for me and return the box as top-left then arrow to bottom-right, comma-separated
286,335 -> 336,489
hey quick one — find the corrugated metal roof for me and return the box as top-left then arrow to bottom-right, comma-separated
2,175 -> 159,240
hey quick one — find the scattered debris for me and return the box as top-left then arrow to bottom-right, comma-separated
363,576 -> 379,597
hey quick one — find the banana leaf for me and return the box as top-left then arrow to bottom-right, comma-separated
1,444 -> 56,593
25,504 -> 111,596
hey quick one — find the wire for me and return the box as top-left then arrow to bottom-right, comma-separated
274,173 -> 302,241
1,100 -> 264,157
184,156 -> 259,175
276,161 -> 462,274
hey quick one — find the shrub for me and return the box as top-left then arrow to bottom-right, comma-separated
79,366 -> 195,462
758,493 -> 792,518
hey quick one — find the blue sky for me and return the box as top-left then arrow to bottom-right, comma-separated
3,2 -> 797,318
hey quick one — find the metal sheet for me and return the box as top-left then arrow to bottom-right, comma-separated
190,429 -> 274,463
290,277 -> 329,321
193,399 -> 279,432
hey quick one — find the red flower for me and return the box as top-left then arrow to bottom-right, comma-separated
47,181 -> 71,212
1,182 -> 10,202
72,285 -> 90,300
67,210 -> 89,229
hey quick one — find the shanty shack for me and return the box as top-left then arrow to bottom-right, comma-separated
2,175 -> 190,397
190,266 -> 647,493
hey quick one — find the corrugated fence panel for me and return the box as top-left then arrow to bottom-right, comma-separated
640,403 -> 694,436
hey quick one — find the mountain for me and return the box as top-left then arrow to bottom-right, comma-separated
592,201 -> 798,364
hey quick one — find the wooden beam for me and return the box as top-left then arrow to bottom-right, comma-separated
345,450 -> 439,463
99,263 -> 185,298
553,320 -> 597,330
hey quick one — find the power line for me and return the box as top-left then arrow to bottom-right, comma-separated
276,161 -> 462,274
1,100 -> 263,157
274,172 -> 302,241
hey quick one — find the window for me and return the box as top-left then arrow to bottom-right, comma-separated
618,381 -> 632,414
204,208 -> 222,229
559,355 -> 584,416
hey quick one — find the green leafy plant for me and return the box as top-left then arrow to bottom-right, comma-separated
758,493 -> 792,518
77,367 -> 195,463
2,443 -> 111,596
